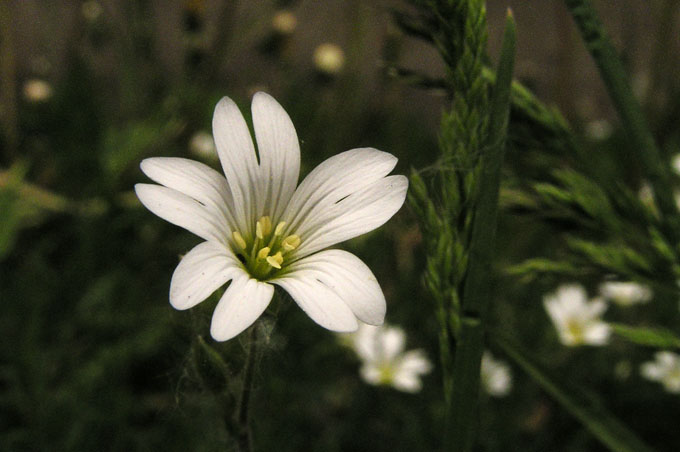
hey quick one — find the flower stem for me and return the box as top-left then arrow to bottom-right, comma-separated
449,12 -> 515,451
235,324 -> 258,452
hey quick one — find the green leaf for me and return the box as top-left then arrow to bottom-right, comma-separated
493,334 -> 656,452
611,323 -> 680,349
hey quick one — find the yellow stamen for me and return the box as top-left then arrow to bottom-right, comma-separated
232,231 -> 247,249
266,252 -> 283,269
257,247 -> 271,260
256,216 -> 272,239
274,221 -> 286,236
282,234 -> 301,251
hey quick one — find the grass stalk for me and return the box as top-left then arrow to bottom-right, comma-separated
448,11 -> 516,451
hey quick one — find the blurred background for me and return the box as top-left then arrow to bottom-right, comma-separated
1,1 -> 679,451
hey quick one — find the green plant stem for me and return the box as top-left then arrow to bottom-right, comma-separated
448,12 -> 516,452
235,325 -> 258,452
492,333 -> 655,452
564,0 -> 677,221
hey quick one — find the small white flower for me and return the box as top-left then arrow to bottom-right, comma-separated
543,284 -> 611,346
188,130 -> 216,159
481,351 -> 512,397
584,119 -> 612,140
136,93 -> 407,341
599,281 -> 652,307
272,10 -> 297,35
23,79 -> 52,103
673,154 -> 680,176
343,323 -> 431,392
641,351 -> 680,393
313,43 -> 345,75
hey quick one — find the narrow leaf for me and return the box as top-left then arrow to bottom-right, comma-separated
493,334 -> 656,452
611,323 -> 680,349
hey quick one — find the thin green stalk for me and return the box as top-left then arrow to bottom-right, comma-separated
235,325 -> 258,452
564,0 -> 677,222
492,333 -> 655,452
448,12 -> 516,452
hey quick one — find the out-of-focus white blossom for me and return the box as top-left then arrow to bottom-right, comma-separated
272,10 -> 297,35
641,351 -> 680,393
543,284 -> 611,346
313,43 -> 345,75
585,119 -> 612,140
638,181 -> 655,210
481,351 -> 512,397
23,79 -> 52,103
81,1 -> 103,21
189,130 -> 216,159
672,154 -> 680,176
599,281 -> 652,307
344,323 -> 431,393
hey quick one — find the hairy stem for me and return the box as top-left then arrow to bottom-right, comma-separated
235,325 -> 258,452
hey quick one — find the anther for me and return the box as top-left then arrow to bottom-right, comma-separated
282,235 -> 300,251
266,251 -> 283,269
257,247 -> 271,260
274,221 -> 286,236
233,231 -> 247,249
256,216 -> 272,240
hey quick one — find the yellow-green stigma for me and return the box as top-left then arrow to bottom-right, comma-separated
231,215 -> 301,280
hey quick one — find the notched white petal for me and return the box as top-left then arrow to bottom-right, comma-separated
284,148 -> 399,232
212,96 -> 260,233
210,276 -> 274,341
282,249 -> 386,325
170,241 -> 240,310
252,92 -> 300,221
140,157 -> 238,230
273,277 -> 358,332
135,183 -> 228,244
296,174 -> 408,257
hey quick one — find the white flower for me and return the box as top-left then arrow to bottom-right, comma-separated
23,79 -> 52,102
313,43 -> 345,75
543,284 -> 611,346
672,154 -> 680,175
272,10 -> 297,35
598,281 -> 652,307
481,351 -> 512,397
188,130 -> 216,159
346,323 -> 431,393
641,351 -> 680,393
136,93 -> 407,341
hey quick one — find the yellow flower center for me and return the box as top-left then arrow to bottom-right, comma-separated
231,215 -> 300,280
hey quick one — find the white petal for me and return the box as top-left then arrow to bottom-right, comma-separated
352,324 -> 381,362
140,157 -> 238,231
169,241 -> 240,310
641,362 -> 664,381
282,148 -> 398,234
210,275 -> 274,341
586,298 -> 608,319
135,183 -> 228,244
295,175 -> 408,257
398,350 -> 432,375
583,322 -> 611,345
251,92 -> 300,221
282,250 -> 386,325
380,327 -> 406,361
212,96 -> 261,236
273,276 -> 358,332
391,369 -> 423,393
359,363 -> 382,385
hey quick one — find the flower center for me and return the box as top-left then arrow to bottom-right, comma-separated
231,215 -> 301,280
